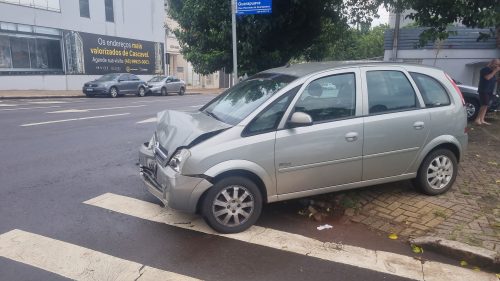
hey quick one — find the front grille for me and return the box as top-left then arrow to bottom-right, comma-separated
154,144 -> 168,166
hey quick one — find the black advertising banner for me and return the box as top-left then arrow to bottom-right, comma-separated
63,31 -> 164,75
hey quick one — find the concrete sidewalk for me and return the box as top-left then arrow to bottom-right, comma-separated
0,87 -> 223,99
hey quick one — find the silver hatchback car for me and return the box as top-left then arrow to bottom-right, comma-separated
138,62 -> 468,233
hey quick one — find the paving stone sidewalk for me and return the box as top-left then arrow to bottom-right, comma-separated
335,114 -> 500,253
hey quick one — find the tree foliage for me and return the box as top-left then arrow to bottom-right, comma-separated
379,0 -> 499,45
167,0 -> 377,75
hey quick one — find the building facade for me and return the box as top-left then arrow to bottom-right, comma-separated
0,0 -> 165,90
384,27 -> 498,87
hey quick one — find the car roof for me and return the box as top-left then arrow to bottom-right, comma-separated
260,61 -> 443,77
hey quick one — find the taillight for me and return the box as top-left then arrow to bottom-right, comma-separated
445,73 -> 465,106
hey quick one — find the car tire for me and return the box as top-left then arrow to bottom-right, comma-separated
138,86 -> 146,97
109,87 -> 119,98
414,149 -> 458,196
161,87 -> 167,96
178,87 -> 185,96
201,176 -> 262,233
465,98 -> 479,121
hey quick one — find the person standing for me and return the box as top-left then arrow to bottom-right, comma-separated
475,59 -> 500,125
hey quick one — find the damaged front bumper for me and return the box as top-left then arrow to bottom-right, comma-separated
138,142 -> 212,213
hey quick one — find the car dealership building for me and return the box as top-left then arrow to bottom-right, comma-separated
0,0 -> 165,90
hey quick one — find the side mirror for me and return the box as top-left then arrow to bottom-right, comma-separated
288,112 -> 313,128
118,79 -> 124,82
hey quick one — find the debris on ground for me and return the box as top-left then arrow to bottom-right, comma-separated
411,244 -> 424,254
460,260 -> 468,267
317,224 -> 333,231
388,233 -> 398,240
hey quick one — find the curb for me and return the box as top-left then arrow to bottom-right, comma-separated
410,236 -> 499,270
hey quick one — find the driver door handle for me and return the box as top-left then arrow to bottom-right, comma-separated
345,132 -> 358,142
413,121 -> 425,130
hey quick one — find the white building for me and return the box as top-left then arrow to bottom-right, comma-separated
0,0 -> 165,90
385,11 -> 498,86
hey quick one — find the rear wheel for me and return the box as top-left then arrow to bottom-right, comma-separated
465,98 -> 479,121
161,87 -> 167,96
109,87 -> 118,98
414,149 -> 457,195
178,87 -> 185,96
201,176 -> 262,233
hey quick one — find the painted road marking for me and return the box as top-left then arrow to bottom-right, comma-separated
84,193 -> 497,281
47,105 -> 146,114
28,101 -> 69,104
136,117 -> 157,124
0,106 -> 61,112
0,104 -> 17,107
0,229 -> 199,281
131,99 -> 179,104
189,105 -> 205,108
20,113 -> 130,127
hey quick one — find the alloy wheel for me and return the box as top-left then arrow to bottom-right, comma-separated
426,155 -> 453,190
212,185 -> 254,227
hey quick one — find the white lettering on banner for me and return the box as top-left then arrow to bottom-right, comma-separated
238,1 -> 261,7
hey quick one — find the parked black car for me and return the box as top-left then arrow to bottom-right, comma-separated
455,80 -> 500,121
83,73 -> 148,98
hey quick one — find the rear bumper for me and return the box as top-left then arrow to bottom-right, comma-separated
138,142 -> 211,213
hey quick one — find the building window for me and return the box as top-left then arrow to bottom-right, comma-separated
0,0 -> 61,12
79,0 -> 90,18
105,0 -> 114,22
0,34 -> 63,72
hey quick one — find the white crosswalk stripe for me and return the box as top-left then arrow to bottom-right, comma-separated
84,193 -> 497,281
0,229 -> 200,281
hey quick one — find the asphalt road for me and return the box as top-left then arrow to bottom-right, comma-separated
0,95 -> 453,281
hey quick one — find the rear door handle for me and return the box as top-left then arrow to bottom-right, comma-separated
413,121 -> 425,130
345,132 -> 358,142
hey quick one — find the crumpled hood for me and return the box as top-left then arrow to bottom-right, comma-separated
155,110 -> 231,157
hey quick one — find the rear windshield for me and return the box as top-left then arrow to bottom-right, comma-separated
201,73 -> 297,125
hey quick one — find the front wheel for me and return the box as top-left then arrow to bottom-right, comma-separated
161,87 -> 167,96
201,176 -> 262,233
109,87 -> 118,98
414,149 -> 458,195
178,87 -> 185,96
137,86 -> 146,97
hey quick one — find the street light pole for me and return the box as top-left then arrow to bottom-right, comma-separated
231,0 -> 238,85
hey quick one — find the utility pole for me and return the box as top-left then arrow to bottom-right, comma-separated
391,2 -> 401,61
231,0 -> 238,85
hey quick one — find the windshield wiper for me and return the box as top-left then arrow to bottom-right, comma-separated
204,110 -> 222,122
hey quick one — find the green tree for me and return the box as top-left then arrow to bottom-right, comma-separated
324,25 -> 389,61
380,0 -> 499,45
167,0 -> 377,75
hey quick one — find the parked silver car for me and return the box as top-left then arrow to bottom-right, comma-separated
83,73 -> 147,98
146,76 -> 186,96
138,62 -> 468,233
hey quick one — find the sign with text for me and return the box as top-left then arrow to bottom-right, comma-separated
66,32 -> 164,75
236,0 -> 272,15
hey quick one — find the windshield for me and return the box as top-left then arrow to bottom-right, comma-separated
96,73 -> 121,82
201,73 -> 297,125
149,76 -> 166,82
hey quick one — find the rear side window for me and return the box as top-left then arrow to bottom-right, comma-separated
410,72 -> 451,107
367,71 -> 417,114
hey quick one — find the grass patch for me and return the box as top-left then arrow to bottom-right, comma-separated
433,210 -> 448,219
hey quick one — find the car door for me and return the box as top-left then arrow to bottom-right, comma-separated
361,67 -> 430,181
275,69 -> 364,196
165,76 -> 175,93
117,74 -> 133,93
129,74 -> 141,93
